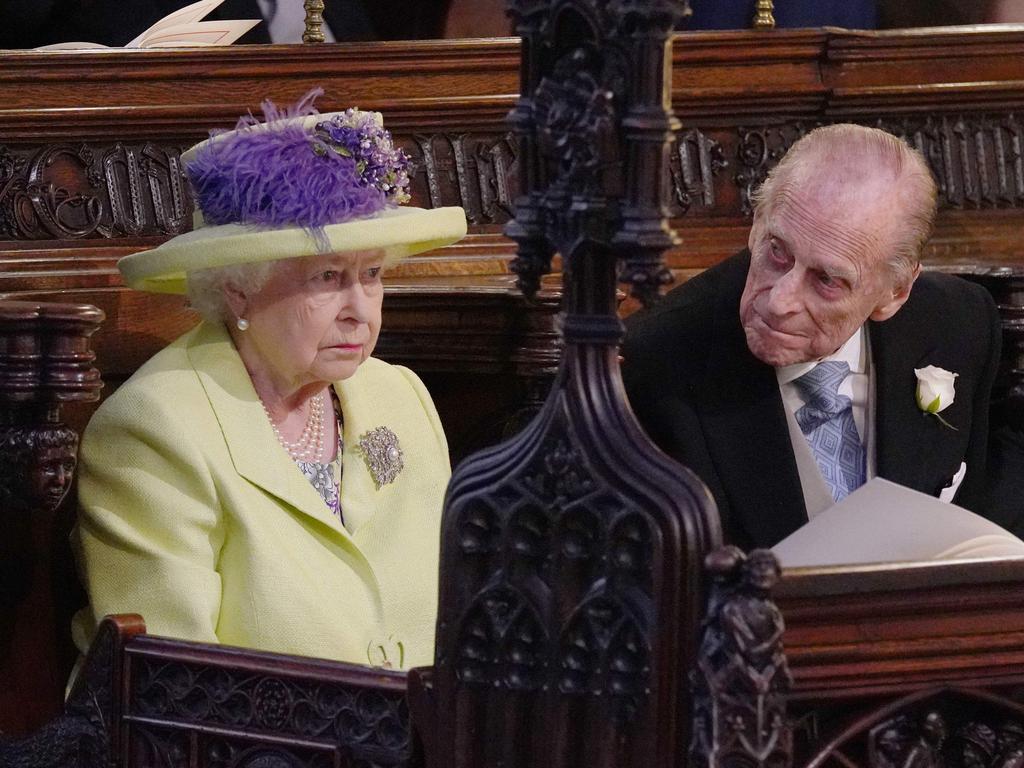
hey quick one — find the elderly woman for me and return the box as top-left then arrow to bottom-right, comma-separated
71,91 -> 466,669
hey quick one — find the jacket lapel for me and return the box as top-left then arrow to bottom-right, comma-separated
870,311 -> 965,495
699,259 -> 808,548
186,322 -> 354,540
333,373 -> 390,536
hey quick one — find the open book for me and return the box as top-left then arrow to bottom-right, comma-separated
34,0 -> 260,50
772,477 -> 1024,567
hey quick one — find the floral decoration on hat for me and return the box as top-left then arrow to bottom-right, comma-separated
186,87 -> 411,250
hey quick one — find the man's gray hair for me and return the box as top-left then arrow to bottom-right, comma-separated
186,260 -> 277,323
751,124 -> 938,286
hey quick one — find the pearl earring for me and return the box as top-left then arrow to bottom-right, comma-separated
237,318 -> 250,331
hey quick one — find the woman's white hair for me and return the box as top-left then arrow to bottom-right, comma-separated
186,260 -> 277,323
751,124 -> 938,286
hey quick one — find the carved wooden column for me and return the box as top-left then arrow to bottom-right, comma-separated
691,548 -> 791,768
0,301 -> 103,735
417,2 -> 720,768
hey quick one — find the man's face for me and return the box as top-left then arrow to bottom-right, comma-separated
739,177 -> 917,367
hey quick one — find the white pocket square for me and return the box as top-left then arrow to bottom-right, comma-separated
938,461 -> 967,503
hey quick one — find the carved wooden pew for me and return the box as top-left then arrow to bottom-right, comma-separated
0,615 -> 415,768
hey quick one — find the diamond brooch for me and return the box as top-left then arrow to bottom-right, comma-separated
357,426 -> 404,487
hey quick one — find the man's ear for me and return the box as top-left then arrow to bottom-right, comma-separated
222,282 -> 248,323
869,262 -> 921,322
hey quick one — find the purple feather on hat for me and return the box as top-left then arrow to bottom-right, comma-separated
186,87 -> 410,251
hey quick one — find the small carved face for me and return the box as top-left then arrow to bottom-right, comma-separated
745,551 -> 781,591
31,446 -> 77,510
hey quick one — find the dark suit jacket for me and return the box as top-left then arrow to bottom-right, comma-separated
2,0 -> 450,48
622,251 -> 1004,550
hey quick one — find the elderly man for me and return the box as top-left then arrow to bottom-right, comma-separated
623,124 -> 1008,549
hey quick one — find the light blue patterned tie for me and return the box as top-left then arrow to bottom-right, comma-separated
793,361 -> 866,502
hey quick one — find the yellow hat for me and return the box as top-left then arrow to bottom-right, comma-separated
118,92 -> 467,294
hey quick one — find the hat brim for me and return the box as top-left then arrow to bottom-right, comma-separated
118,206 -> 467,294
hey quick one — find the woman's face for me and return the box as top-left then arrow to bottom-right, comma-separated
231,250 -> 385,390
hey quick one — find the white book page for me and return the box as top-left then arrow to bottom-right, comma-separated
34,0 -> 257,50
139,19 -> 261,47
772,477 -> 1024,568
127,0 -> 226,47
34,42 -> 110,50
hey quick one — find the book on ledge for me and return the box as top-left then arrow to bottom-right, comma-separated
34,0 -> 260,50
772,477 -> 1024,568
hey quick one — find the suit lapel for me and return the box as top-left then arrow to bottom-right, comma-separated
186,322 -> 354,541
699,256 -> 808,548
333,373 -> 389,536
870,308 -> 966,495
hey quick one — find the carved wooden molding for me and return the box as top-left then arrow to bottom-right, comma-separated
125,642 -> 412,767
0,143 -> 190,241
5,114 -> 1022,245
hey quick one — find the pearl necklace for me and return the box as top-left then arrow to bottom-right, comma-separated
261,390 -> 326,462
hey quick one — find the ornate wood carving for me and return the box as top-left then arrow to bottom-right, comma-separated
13,112 -> 1022,248
670,128 -> 728,216
408,132 -> 519,226
803,689 -> 1024,768
691,547 -> 792,768
0,143 -> 190,240
3,613 -> 417,768
424,2 -> 720,767
0,300 -> 103,735
126,656 -> 412,767
119,633 -> 414,768
733,115 -> 1024,215
4,115 -> 1024,243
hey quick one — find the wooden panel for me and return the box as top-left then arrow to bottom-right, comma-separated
779,559 -> 1024,701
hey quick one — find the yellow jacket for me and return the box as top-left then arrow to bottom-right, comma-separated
72,321 -> 450,669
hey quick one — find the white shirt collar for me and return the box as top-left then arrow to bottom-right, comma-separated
775,325 -> 866,386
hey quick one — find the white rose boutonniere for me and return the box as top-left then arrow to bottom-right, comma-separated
914,365 -> 959,429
